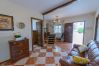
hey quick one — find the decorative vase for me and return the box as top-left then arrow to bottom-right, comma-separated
15,37 -> 22,41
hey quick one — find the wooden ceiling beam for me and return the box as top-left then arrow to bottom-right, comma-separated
42,0 -> 76,15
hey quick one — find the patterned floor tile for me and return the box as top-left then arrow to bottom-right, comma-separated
38,52 -> 46,57
45,64 -> 56,66
47,48 -> 52,52
24,65 -> 35,66
35,47 -> 41,49
14,57 -> 29,65
2,42 -> 72,66
53,48 -> 61,52
46,52 -> 53,57
46,57 -> 55,64
36,57 -> 46,64
35,64 -> 45,66
60,52 -> 67,57
53,52 -> 61,57
26,57 -> 37,64
56,64 -> 61,66
40,49 -> 46,52
14,65 -> 24,66
34,49 -> 40,52
30,52 -> 39,57
54,57 -> 61,64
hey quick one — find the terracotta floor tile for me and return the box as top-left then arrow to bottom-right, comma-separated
53,52 -> 61,57
46,57 -> 55,64
61,49 -> 66,52
56,64 -> 61,66
13,65 -> 24,66
47,48 -> 52,52
41,47 -> 46,49
2,42 -> 72,66
36,64 -> 45,66
45,64 -> 55,66
26,57 -> 37,64
34,49 -> 40,52
36,57 -> 46,64
46,52 -> 53,57
14,57 -> 29,65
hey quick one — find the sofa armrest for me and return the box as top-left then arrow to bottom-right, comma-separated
73,44 -> 81,48
59,56 -> 85,66
59,58 -> 70,66
88,62 -> 98,66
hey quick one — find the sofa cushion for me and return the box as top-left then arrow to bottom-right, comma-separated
69,48 -> 79,56
87,40 -> 96,49
78,45 -> 88,53
70,51 -> 79,56
88,45 -> 99,60
72,56 -> 90,64
94,56 -> 99,65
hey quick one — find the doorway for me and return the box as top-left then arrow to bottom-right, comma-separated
64,23 -> 73,43
64,22 -> 85,45
73,22 -> 84,45
31,18 -> 43,50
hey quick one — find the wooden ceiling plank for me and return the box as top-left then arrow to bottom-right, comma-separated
42,0 -> 76,15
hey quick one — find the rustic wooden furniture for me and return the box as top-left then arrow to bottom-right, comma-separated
9,38 -> 29,63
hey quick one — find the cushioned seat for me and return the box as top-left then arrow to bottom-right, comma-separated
59,40 -> 99,66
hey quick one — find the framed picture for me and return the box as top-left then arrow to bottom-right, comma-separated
0,14 -> 14,31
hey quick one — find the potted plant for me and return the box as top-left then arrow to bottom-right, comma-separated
14,32 -> 22,41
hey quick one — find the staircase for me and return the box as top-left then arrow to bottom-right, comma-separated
48,34 -> 55,48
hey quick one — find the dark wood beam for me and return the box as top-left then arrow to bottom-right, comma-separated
42,0 -> 76,15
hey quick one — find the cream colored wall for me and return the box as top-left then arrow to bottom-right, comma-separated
47,13 -> 96,44
62,13 -> 96,44
0,0 -> 42,62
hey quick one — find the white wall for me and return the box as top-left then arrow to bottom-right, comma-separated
62,13 -> 96,45
0,0 -> 42,62
47,13 -> 96,44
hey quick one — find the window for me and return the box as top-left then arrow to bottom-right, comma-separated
54,25 -> 62,33
32,20 -> 37,30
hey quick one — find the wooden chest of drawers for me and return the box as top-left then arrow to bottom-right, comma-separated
9,38 -> 29,62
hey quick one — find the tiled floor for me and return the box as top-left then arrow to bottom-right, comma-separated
2,42 -> 72,66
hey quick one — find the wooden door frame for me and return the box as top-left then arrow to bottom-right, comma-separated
31,17 -> 43,51
64,21 -> 85,44
94,15 -> 99,40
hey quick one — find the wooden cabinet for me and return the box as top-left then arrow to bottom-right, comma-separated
9,38 -> 29,62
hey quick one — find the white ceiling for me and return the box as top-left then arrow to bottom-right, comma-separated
10,0 -> 99,20
10,0 -> 71,13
